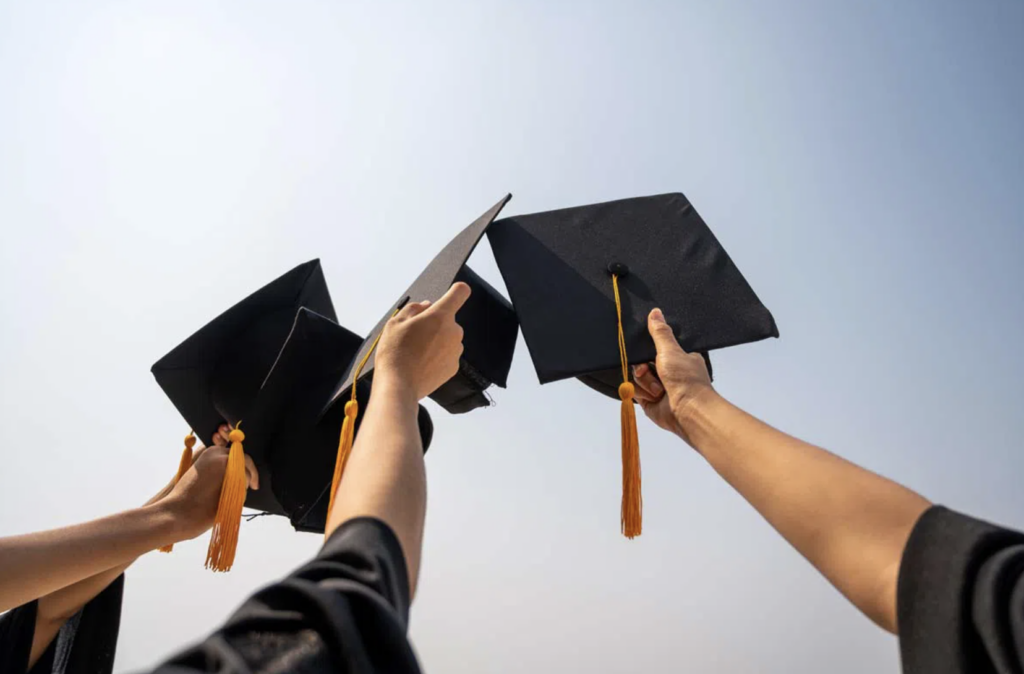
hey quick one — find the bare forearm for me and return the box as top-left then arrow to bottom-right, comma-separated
29,479 -> 178,644
35,563 -> 129,623
326,376 -> 427,595
683,391 -> 930,632
0,502 -> 180,613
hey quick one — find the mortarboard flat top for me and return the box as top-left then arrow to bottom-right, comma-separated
487,192 -> 778,397
328,194 -> 518,413
152,260 -> 336,448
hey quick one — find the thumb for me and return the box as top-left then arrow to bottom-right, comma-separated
426,281 -> 471,317
648,308 -> 684,356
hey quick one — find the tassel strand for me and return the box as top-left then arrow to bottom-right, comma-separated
159,433 -> 196,553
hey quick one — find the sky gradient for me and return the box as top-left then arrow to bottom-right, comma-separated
1,1 -> 1022,671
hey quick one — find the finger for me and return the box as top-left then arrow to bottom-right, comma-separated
630,373 -> 662,403
243,454 -> 260,490
212,431 -> 228,448
632,387 -> 661,405
425,282 -> 471,317
632,363 -> 664,398
648,308 -> 685,356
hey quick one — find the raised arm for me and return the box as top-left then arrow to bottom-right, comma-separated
631,309 -> 931,633
0,431 -> 257,614
326,282 -> 470,597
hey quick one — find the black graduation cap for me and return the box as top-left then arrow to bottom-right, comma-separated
151,260 -> 435,542
487,192 -> 778,393
487,192 -> 778,538
327,194 -> 519,415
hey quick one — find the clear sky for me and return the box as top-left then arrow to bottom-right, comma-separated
1,1 -> 1022,672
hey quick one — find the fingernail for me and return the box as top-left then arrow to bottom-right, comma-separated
650,308 -> 665,323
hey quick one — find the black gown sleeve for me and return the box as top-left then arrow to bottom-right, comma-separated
0,597 -> 39,673
0,574 -> 124,674
898,505 -> 1024,674
152,517 -> 421,674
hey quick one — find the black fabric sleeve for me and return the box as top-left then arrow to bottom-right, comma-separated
898,505 -> 1024,674
152,517 -> 421,674
0,574 -> 124,674
0,600 -> 39,674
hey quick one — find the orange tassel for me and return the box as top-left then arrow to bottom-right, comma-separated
205,423 -> 247,572
619,382 -> 642,538
326,401 -> 359,520
612,273 -> 642,539
159,433 -> 196,554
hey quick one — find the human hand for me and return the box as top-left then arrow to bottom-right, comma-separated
373,282 -> 471,401
163,425 -> 259,541
631,308 -> 716,443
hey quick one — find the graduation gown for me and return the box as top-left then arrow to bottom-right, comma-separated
899,506 -> 1024,673
151,517 -> 421,674
0,575 -> 124,674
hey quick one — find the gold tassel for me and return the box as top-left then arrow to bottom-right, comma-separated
159,432 -> 196,553
326,401 -> 358,520
205,423 -> 247,572
324,310 -> 395,539
613,273 -> 642,539
619,382 -> 642,538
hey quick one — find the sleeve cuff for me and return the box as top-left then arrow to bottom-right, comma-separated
320,517 -> 412,625
897,506 -> 1024,673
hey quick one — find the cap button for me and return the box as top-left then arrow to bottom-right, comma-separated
607,262 -> 630,278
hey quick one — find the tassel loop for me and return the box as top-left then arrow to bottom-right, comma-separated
159,432 -> 197,554
205,422 -> 248,572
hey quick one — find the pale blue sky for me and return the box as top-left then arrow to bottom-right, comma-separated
1,1 -> 1022,672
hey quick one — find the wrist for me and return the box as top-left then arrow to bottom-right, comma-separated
369,370 -> 422,410
672,386 -> 722,447
148,498 -> 191,545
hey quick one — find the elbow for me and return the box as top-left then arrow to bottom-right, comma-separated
35,595 -> 85,627
864,562 -> 900,635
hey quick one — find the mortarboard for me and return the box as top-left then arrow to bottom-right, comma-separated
487,193 -> 778,538
151,259 -> 434,569
321,196 -> 519,517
